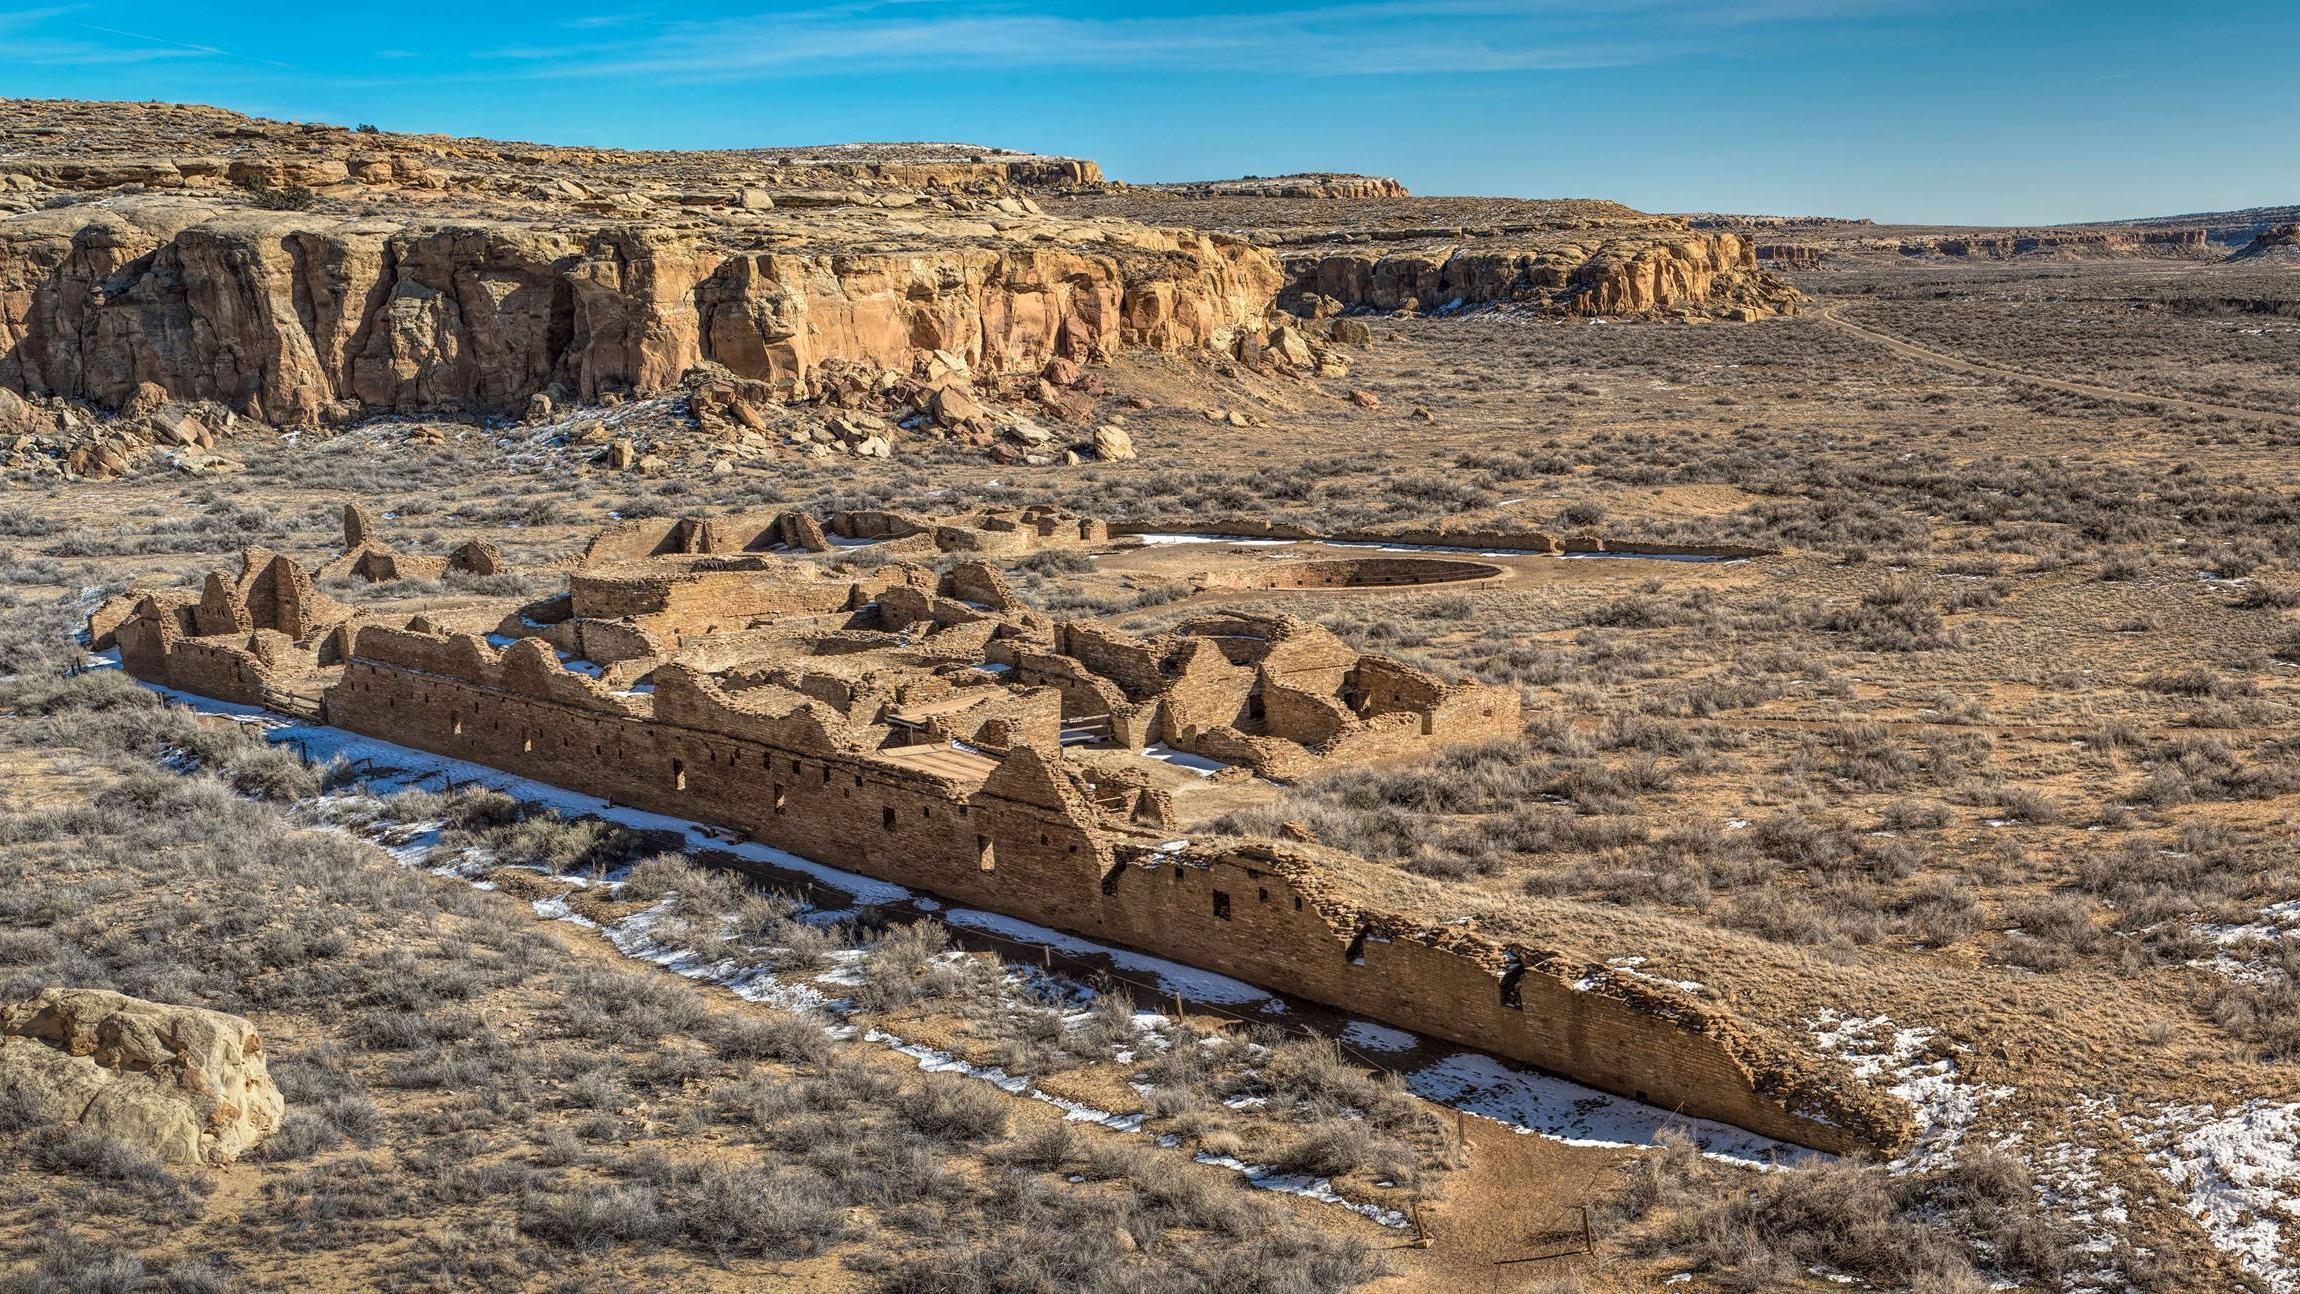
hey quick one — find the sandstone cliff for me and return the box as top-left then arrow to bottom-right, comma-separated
1897,228 -> 2214,259
1754,242 -> 1828,270
1142,174 -> 1411,200
1281,230 -> 1797,320
1722,218 -> 2224,268
2226,224 -> 2300,263
0,99 -> 1106,204
0,100 -> 1798,441
1054,191 -> 1801,321
0,196 -> 1278,423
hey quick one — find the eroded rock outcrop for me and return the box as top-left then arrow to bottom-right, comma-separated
0,197 -> 1279,423
1723,219 -> 2224,267
1054,190 -> 1801,321
0,988 -> 285,1165
1283,230 -> 1799,320
2227,224 -> 2300,263
1143,173 -> 1410,200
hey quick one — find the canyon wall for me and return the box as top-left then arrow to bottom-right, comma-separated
1282,231 -> 1798,320
1898,228 -> 2214,260
1751,226 -> 2221,268
0,100 -> 1108,200
0,198 -> 1279,422
1144,174 -> 1411,200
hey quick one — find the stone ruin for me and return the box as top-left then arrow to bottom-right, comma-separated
318,504 -> 504,585
94,504 -> 1911,1157
577,503 -> 1108,566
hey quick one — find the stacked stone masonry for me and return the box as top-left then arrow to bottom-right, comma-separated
95,508 -> 1911,1157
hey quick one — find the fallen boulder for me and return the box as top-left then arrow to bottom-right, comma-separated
0,988 -> 285,1166
1092,424 -> 1136,461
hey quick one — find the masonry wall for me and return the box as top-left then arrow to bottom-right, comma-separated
285,630 -> 1885,1155
1090,849 -> 1869,1154
1349,658 -> 1446,718
1198,557 -> 1502,591
159,637 -> 277,707
568,569 -> 855,630
328,656 -> 1121,931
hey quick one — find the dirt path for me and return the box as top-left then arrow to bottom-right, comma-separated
1815,303 -> 2300,423
1384,1124 -> 1626,1290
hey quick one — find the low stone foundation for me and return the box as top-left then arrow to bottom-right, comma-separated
1196,557 -> 1503,591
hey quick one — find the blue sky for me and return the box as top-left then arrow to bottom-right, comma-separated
4,1 -> 2295,225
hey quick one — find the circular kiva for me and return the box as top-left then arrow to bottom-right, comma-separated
1197,556 -> 1504,592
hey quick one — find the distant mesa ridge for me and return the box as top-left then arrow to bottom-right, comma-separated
2226,223 -> 2300,263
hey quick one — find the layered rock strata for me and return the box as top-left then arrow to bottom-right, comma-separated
1055,192 -> 1801,320
1282,230 -> 1796,320
0,196 -> 1278,422
1141,174 -> 1410,200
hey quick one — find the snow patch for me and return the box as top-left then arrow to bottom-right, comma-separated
1809,1010 -> 2008,1171
2135,1101 -> 2300,1292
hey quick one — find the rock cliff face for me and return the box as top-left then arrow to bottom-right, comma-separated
1735,222 -> 2222,268
1899,228 -> 2213,259
1283,231 -> 1798,320
1754,243 -> 1828,270
0,99 -> 1106,203
2226,224 -> 2300,263
1143,174 -> 1410,200
0,197 -> 1278,422
0,100 -> 1795,437
1054,191 -> 1801,321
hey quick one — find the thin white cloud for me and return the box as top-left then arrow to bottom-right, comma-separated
0,6 -> 298,68
483,0 -> 1950,82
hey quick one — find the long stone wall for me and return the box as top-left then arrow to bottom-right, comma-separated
1094,842 -> 1867,1151
311,627 -> 1905,1156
